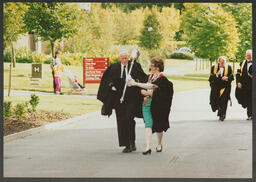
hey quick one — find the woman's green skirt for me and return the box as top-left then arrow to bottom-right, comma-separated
142,99 -> 153,128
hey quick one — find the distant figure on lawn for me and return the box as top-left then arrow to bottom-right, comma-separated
50,51 -> 62,93
208,56 -> 234,121
235,50 -> 253,120
53,58 -> 64,95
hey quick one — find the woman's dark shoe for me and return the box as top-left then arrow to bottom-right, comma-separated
142,149 -> 151,155
156,145 -> 162,152
220,115 -> 225,121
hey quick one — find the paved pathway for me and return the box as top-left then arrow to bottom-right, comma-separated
4,88 -> 252,178
163,60 -> 196,76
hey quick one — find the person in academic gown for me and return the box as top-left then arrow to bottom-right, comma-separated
208,56 -> 234,121
97,50 -> 147,153
235,50 -> 253,120
129,57 -> 174,155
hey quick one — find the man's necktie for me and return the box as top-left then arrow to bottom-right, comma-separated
122,66 -> 126,80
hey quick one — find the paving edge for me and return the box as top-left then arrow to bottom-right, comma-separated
4,111 -> 100,143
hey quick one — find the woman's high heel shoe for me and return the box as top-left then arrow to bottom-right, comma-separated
142,149 -> 151,155
156,145 -> 162,152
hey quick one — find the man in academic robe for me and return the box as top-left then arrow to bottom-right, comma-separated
208,56 -> 234,121
235,50 -> 253,120
97,50 -> 147,153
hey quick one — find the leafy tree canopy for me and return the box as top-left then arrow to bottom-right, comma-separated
181,3 -> 240,61
23,2 -> 79,56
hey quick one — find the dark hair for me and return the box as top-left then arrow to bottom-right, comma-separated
54,51 -> 59,59
151,57 -> 164,72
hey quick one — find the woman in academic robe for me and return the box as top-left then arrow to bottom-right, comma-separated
129,57 -> 174,155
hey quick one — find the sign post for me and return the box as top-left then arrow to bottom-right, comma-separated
83,57 -> 109,86
31,63 -> 43,85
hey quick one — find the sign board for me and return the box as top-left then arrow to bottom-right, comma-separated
32,63 -> 43,79
83,57 -> 109,85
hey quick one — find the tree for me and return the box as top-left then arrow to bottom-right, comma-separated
139,12 -> 162,50
181,3 -> 240,62
23,2 -> 78,57
101,3 -> 173,13
220,3 -> 252,61
156,6 -> 180,50
4,2 -> 28,96
4,2 -> 28,68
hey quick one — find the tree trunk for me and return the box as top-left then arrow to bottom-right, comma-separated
8,63 -> 12,97
233,61 -> 235,73
196,58 -> 198,72
11,42 -> 16,68
50,41 -> 55,58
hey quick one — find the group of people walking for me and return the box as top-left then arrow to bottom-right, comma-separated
97,48 -> 253,155
209,50 -> 253,121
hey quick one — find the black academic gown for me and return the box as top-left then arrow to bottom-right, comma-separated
235,60 -> 252,117
97,60 -> 147,146
208,64 -> 234,116
150,75 -> 174,133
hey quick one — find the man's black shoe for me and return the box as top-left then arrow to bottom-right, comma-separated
131,143 -> 136,151
122,146 -> 132,153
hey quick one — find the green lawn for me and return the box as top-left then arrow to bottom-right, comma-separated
4,95 -> 102,116
4,63 -> 99,95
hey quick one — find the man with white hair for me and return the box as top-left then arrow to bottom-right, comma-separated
97,49 -> 147,153
208,56 -> 234,121
235,50 -> 253,120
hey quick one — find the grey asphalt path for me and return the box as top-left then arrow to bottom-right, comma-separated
163,60 -> 196,75
4,88 -> 252,178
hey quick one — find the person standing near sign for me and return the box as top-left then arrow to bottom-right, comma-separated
53,59 -> 64,95
235,50 -> 253,120
97,50 -> 147,153
208,56 -> 234,121
50,51 -> 62,93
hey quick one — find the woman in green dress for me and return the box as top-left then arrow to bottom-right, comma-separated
129,57 -> 174,155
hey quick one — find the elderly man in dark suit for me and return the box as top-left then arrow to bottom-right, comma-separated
235,50 -> 253,120
209,56 -> 234,121
97,49 -> 147,153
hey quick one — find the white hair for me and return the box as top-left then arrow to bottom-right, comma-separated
56,58 -> 61,65
119,49 -> 129,57
218,56 -> 227,63
246,50 -> 252,55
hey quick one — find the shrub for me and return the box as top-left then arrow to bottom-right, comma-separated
110,57 -> 119,64
4,48 -> 11,62
44,60 -> 51,64
32,53 -> 51,63
3,101 -> 12,118
29,94 -> 40,112
4,47 -> 34,63
14,102 -> 28,119
166,51 -> 195,60
148,49 -> 167,59
15,48 -> 33,63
